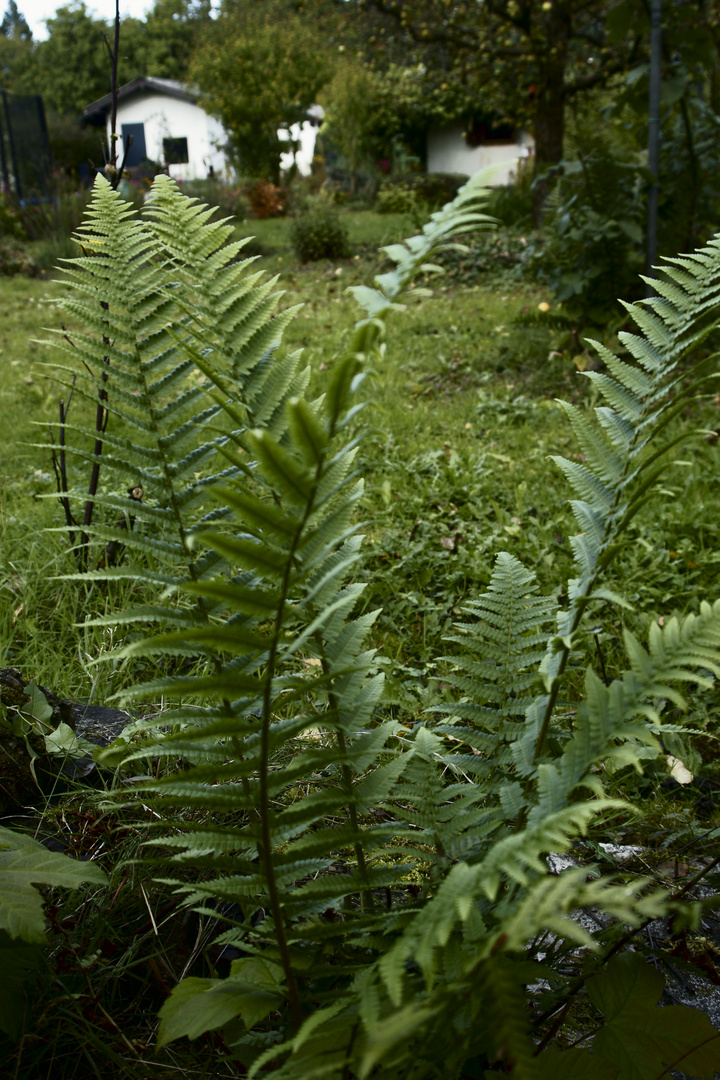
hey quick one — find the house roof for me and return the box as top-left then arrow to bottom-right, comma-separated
83,77 -> 198,124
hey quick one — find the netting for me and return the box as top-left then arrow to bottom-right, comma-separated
0,89 -> 52,199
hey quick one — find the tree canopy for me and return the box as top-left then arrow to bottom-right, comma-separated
0,0 -> 211,116
189,0 -> 333,181
1,0 -> 31,40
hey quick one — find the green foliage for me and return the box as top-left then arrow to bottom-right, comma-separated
319,57 -> 379,186
522,143 -> 646,321
290,204 -> 351,262
0,825 -> 107,944
570,951 -> 720,1079
31,2 -> 132,117
189,0 -> 332,183
484,166 -> 534,229
0,239 -> 41,277
0,0 -> 211,114
14,158 -> 720,1078
376,173 -> 469,217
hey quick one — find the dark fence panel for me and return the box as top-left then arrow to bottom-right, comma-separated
0,89 -> 52,200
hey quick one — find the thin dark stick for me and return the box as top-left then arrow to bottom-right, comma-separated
645,0 -> 662,293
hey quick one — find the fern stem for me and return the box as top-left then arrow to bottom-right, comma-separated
259,615 -> 304,1029
337,726 -> 376,912
256,447 -> 336,1030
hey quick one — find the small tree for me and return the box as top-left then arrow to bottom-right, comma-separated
189,0 -> 332,182
320,57 -> 378,191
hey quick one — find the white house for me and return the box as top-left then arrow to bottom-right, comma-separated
83,77 -> 322,182
427,119 -> 534,186
83,77 -> 230,181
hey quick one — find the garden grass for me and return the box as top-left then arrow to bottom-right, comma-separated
1,209 -> 719,707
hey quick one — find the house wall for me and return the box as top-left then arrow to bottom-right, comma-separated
427,123 -> 534,186
279,106 -> 323,176
278,120 -> 316,177
109,93 -> 229,181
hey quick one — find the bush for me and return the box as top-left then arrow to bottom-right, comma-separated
290,205 -> 350,261
245,178 -> 287,218
0,240 -> 41,277
375,179 -> 419,216
376,173 -> 469,215
521,142 -> 646,322
0,193 -> 26,240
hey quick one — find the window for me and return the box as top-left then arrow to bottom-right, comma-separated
163,137 -> 189,165
465,118 -> 515,147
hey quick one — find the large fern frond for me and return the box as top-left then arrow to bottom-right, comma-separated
531,238 -> 720,758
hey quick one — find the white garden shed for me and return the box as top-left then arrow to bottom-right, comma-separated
427,121 -> 534,186
83,76 -> 230,181
83,77 -> 323,182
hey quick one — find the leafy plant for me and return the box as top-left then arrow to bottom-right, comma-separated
0,825 -> 107,1040
246,179 -> 287,220
28,169 -> 720,1078
522,138 -> 647,322
290,204 -> 350,262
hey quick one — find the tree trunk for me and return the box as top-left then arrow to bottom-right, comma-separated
530,11 -> 570,226
531,81 -> 565,225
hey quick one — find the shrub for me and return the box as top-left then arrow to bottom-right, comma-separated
0,192 -> 26,240
521,142 -> 646,322
376,173 -> 469,215
376,179 -> 419,215
290,204 -> 350,261
0,240 -> 41,277
245,178 -> 287,218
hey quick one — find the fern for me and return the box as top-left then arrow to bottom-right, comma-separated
433,551 -> 557,775
531,239 -> 720,760
46,175 -> 720,1079
49,172 -> 496,1061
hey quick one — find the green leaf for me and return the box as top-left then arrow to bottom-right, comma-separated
589,952 -> 720,1080
44,721 -> 91,758
347,285 -> 389,318
20,680 -> 53,725
0,826 -> 107,943
535,1046 -> 618,1079
157,957 -> 285,1048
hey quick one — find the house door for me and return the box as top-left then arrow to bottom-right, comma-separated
121,123 -> 146,167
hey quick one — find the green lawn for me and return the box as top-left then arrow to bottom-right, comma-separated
2,207 -> 719,705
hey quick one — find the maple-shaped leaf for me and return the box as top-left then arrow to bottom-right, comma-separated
588,952 -> 720,1080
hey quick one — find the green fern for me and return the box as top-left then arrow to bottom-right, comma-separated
531,239 -> 720,761
46,174 -> 720,1080
433,551 -> 557,775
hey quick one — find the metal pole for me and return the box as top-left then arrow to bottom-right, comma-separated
646,0 -> 662,292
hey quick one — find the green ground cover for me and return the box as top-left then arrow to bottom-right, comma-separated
2,210 -> 719,707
